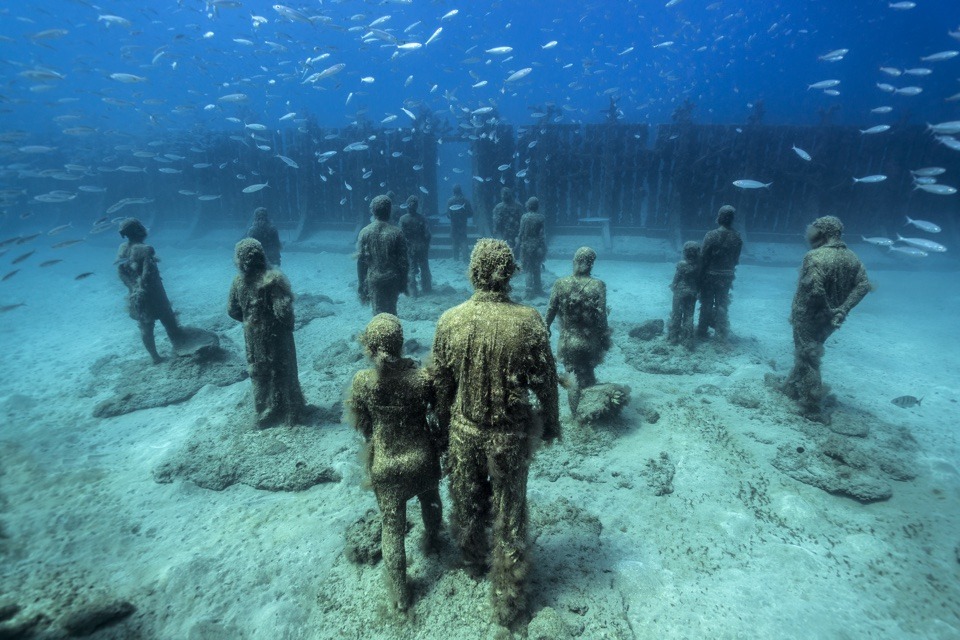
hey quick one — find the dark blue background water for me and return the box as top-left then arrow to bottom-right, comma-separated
2,0 -> 958,141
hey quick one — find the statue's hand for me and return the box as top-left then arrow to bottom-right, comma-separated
831,309 -> 846,328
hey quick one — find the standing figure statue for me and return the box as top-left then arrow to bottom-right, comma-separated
667,241 -> 701,350
545,247 -> 611,415
492,187 -> 523,251
782,216 -> 871,422
399,195 -> 432,297
228,238 -> 307,428
357,195 -> 409,316
346,313 -> 443,612
447,184 -> 473,262
431,239 -> 560,629
516,197 -> 547,298
116,218 -> 217,363
697,204 -> 743,342
246,207 -> 282,267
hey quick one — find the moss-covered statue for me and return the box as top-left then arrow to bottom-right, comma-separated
357,195 -> 409,316
545,247 -> 611,415
246,207 -> 282,267
667,241 -> 701,350
492,187 -> 523,251
447,184 -> 473,262
116,218 -> 218,363
782,216 -> 871,422
431,238 -> 560,629
398,195 -> 432,297
228,238 -> 307,428
697,204 -> 743,342
346,313 -> 443,612
516,196 -> 547,298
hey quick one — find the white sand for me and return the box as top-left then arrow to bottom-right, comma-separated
1,233 -> 958,639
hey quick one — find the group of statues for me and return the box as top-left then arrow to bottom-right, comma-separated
113,192 -> 872,628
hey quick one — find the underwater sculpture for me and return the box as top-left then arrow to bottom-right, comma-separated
782,216 -> 871,422
516,196 -> 547,298
492,187 -> 523,251
245,207 -> 282,267
697,204 -> 743,342
346,313 -> 443,612
431,238 -> 560,629
447,184 -> 473,262
116,218 -> 217,363
228,238 -> 307,428
398,195 -> 432,297
667,241 -> 701,349
357,195 -> 410,316
546,247 -> 612,415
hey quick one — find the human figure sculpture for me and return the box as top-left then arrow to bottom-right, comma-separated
246,207 -> 282,267
697,204 -> 743,342
447,184 -> 473,262
430,239 -> 560,629
228,238 -> 306,428
492,187 -> 523,251
346,313 -> 443,612
516,197 -> 547,298
667,241 -> 701,350
545,247 -> 611,415
357,195 -> 409,316
398,195 -> 432,297
782,216 -> 871,422
116,218 -> 187,363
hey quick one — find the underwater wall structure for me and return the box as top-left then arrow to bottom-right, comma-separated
4,123 -> 958,244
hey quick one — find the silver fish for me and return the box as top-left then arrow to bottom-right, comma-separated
915,183 -> 957,195
904,217 -> 941,233
276,155 -> 299,168
896,234 -> 946,252
860,125 -> 890,134
861,236 -> 894,246
891,395 -> 922,408
732,179 -> 771,189
852,175 -> 887,183
808,79 -> 840,90
242,182 -> 269,193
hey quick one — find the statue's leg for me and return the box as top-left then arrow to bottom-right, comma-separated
488,435 -> 530,628
418,486 -> 443,552
447,429 -> 492,576
377,491 -> 411,611
138,320 -> 163,364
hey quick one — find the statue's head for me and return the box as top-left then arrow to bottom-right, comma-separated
370,194 -> 392,221
573,246 -> 596,276
717,205 -> 736,228
406,195 -> 419,214
525,196 -> 539,212
119,218 -> 147,242
360,313 -> 403,360
452,184 -> 463,197
234,237 -> 267,274
253,207 -> 269,224
501,186 -> 514,202
807,215 -> 843,248
469,238 -> 516,293
682,240 -> 701,261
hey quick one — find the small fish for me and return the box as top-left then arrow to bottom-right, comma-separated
911,167 -> 946,177
818,48 -> 849,61
871,106 -> 893,114
792,145 -> 811,161
12,250 -> 36,264
852,175 -> 887,183
888,1 -> 916,9
915,183 -> 957,195
48,224 -> 72,235
542,40 -> 558,49
505,68 -> 532,83
927,121 -> 960,135
891,395 -> 922,408
425,27 -> 442,46
245,123 -> 268,131
449,204 -> 464,211
39,259 -> 63,267
889,245 -> 927,257
198,195 -> 222,201
397,42 -> 423,51
109,73 -> 147,83
441,9 -> 458,20
51,239 -> 85,249
895,86 -> 923,96
896,234 -> 947,252
2,270 -> 20,281
876,83 -> 897,93
280,112 -> 297,121
98,14 -> 132,28
242,182 -> 269,193
904,217 -> 941,233
74,272 -> 95,280
808,79 -> 840,90
879,67 -> 902,76
903,67 -> 932,76
276,155 -> 299,168
860,125 -> 891,134
419,186 -> 429,194
913,177 -> 937,185
0,303 -> 26,313
920,50 -> 958,62
861,236 -> 894,246
486,46 -> 513,55
732,179 -> 771,189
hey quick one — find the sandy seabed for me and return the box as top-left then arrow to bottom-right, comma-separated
1,233 -> 958,640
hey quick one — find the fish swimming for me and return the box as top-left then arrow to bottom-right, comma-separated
732,179 -> 771,189
896,234 -> 947,252
914,183 -> 957,195
792,145 -> 812,161
242,182 -> 269,193
891,395 -> 922,408
74,272 -> 95,280
853,175 -> 887,183
12,250 -> 35,264
860,125 -> 891,134
861,236 -> 894,246
904,217 -> 941,233
0,303 -> 26,313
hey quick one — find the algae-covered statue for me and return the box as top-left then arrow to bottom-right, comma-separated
782,216 -> 871,422
357,195 -> 409,316
697,204 -> 743,342
346,313 -> 443,612
667,241 -> 701,350
228,238 -> 307,428
431,238 -> 560,629
492,187 -> 523,251
246,207 -> 282,267
545,247 -> 611,415
516,196 -> 547,298
116,218 -> 217,363
447,184 -> 473,262
398,195 -> 432,297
